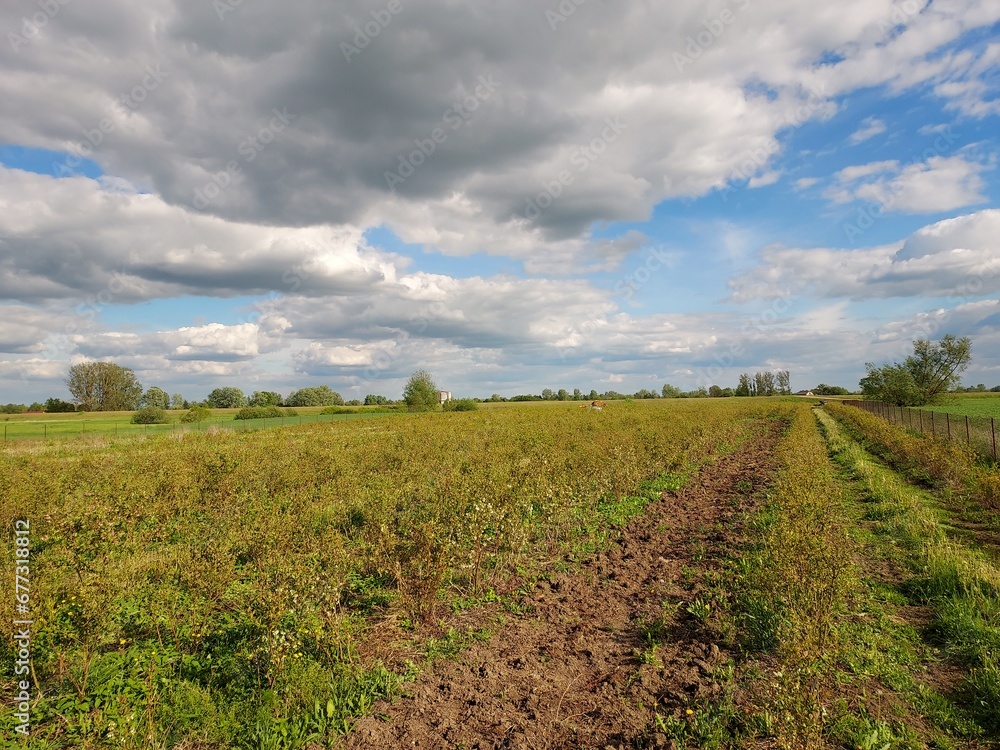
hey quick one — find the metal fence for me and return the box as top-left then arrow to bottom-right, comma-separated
843,400 -> 998,461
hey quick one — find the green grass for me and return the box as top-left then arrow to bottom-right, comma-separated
0,407 -> 403,442
917,392 -> 1000,419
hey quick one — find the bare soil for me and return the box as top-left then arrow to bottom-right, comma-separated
340,420 -> 786,750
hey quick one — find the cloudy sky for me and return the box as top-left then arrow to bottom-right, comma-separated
1,0 -> 999,402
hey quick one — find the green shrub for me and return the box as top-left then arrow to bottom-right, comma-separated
320,406 -> 359,415
234,405 -> 299,420
180,405 -> 211,423
131,407 -> 168,424
442,398 -> 478,412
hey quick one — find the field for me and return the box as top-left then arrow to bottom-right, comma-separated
0,407 -> 401,442
1,399 -> 998,748
916,391 -> 1000,418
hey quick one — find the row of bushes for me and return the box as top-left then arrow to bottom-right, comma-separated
234,406 -> 300,420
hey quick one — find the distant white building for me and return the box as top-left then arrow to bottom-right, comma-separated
438,390 -> 452,404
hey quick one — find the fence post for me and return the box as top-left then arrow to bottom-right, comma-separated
44,424 -> 47,439
919,410 -> 923,433
966,416 -> 970,445
993,417 -> 997,460
947,413 -> 951,440
931,412 -> 935,437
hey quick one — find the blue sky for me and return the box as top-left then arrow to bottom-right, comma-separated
1,0 -> 998,403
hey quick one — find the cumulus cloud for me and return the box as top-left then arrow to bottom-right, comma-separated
729,209 -> 1000,302
849,117 -> 887,144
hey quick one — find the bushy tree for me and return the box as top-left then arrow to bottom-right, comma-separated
180,405 -> 211,423
814,384 -> 850,396
206,387 -> 248,409
442,398 -> 478,412
403,370 -> 439,411
141,386 -> 170,410
661,384 -> 682,398
0,404 -> 26,414
170,392 -> 186,410
735,374 -> 752,397
708,385 -> 724,398
249,391 -> 283,407
131,407 -> 167,424
285,386 -> 343,407
364,394 -> 390,406
861,335 -> 972,406
777,370 -> 791,395
67,362 -> 143,411
44,398 -> 77,413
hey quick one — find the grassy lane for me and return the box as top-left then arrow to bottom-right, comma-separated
816,407 -> 998,747
712,403 -> 996,749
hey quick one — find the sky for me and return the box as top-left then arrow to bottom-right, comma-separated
1,0 -> 999,403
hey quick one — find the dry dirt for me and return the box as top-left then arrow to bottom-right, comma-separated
340,420 -> 785,750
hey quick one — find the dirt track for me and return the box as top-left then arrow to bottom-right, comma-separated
342,420 -> 784,749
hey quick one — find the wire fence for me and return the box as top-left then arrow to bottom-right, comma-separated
843,400 -> 998,461
0,411 -> 396,443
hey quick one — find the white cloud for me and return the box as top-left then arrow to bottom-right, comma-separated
729,209 -> 1000,302
825,155 -> 988,213
849,117 -> 887,144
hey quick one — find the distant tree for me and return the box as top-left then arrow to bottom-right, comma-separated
206,387 -> 248,409
588,389 -> 599,401
633,388 -> 659,399
141,386 -> 170,410
44,398 -> 77,413
572,388 -> 582,401
777,370 -> 791,395
708,385 -> 724,398
735,374 -> 752,397
285,386 -> 343,407
557,389 -> 569,401
403,370 -> 439,411
861,335 -> 972,406
661,384 -> 682,398
541,388 -> 554,400
686,387 -> 708,398
721,387 -> 735,397
249,390 -> 283,407
67,361 -> 143,411
27,402 -> 44,412
992,385 -> 1000,393
170,392 -> 186,410
814,384 -> 850,396
489,393 -> 504,402
0,404 -> 26,414
364,394 -> 389,405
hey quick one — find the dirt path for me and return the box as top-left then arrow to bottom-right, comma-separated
342,420 -> 785,750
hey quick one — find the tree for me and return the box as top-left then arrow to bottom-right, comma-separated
249,390 -> 283,407
364,394 -> 390,406
170,392 -> 186,410
735,374 -> 752,397
860,335 -> 972,406
572,388 -> 582,401
403,370 -> 439,411
557,389 -> 569,401
541,388 -> 554,400
131,407 -> 167,424
814,384 -> 850,396
206,387 -> 248,409
777,370 -> 791,395
67,362 -> 143,411
285,386 -> 343,407
45,398 -> 77,413
141,386 -> 170,410
708,385 -> 724,398
661,384 -> 682,398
